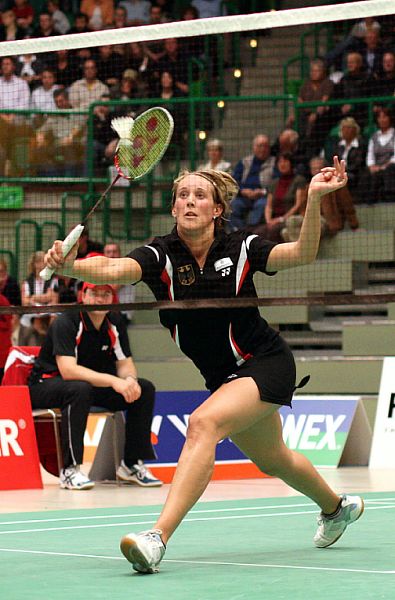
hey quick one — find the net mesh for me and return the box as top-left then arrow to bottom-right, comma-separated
0,0 -> 395,359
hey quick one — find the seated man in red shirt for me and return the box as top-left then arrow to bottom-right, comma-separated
28,282 -> 162,490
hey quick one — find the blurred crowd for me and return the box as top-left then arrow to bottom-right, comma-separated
0,0 -> 238,175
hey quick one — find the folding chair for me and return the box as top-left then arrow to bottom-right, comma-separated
2,346 -> 63,476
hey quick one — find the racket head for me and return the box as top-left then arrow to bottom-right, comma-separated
114,107 -> 174,180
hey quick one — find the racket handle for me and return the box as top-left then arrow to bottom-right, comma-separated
40,224 -> 85,281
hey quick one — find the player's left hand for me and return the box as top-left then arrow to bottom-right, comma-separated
309,156 -> 348,198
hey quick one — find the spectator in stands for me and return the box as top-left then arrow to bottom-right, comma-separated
0,56 -> 30,176
30,68 -> 59,110
260,153 -> 306,242
180,5 -> 205,61
47,0 -> 71,35
118,0 -> 151,26
282,156 -> 359,242
12,0 -> 34,35
34,12 -> 58,37
335,51 -> 371,128
111,5 -> 128,28
15,53 -> 45,90
32,88 -> 86,177
365,107 -> 395,203
69,59 -> 109,109
21,251 -> 58,309
91,92 -> 114,173
230,134 -> 275,231
191,0 -> 227,18
0,258 -> 22,351
0,257 -> 22,306
19,250 -> 58,345
77,227 -> 104,259
80,0 -> 114,31
155,38 -> 189,95
96,45 -> 125,89
325,17 -> 381,71
0,8 -> 25,41
49,49 -> 80,89
28,281 -> 161,490
111,70 -> 143,113
68,12 -> 90,35
104,242 -> 135,322
288,58 -> 334,159
271,128 -> 308,177
0,293 -> 12,383
324,117 -> 366,202
199,138 -> 231,172
141,5 -> 167,66
153,70 -> 186,145
375,51 -> 395,98
360,29 -> 384,78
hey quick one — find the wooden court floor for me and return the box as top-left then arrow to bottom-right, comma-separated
0,468 -> 394,600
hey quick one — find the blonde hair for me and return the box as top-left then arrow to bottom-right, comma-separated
172,169 -> 239,228
27,250 -> 45,275
339,116 -> 360,136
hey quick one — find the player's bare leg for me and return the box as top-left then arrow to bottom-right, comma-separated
153,378 -> 281,543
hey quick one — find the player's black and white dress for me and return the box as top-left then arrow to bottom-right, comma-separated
128,228 -> 298,406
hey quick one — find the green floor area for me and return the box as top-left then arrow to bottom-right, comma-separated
0,493 -> 394,600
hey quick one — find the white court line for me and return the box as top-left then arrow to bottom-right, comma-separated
0,502 -> 318,526
0,548 -> 393,575
0,504 -> 394,536
0,498 -> 392,527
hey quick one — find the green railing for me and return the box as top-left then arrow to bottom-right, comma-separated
292,94 -> 395,133
283,23 -> 334,98
3,93 -> 395,276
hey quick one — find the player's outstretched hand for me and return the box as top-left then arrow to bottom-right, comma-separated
309,156 -> 348,198
44,240 -> 79,273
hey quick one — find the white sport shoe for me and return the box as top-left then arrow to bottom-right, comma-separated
59,466 -> 95,490
120,529 -> 166,573
116,460 -> 163,487
314,494 -> 364,548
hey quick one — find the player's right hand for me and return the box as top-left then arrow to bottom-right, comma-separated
44,240 -> 78,272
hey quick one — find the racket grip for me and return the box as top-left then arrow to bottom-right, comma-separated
40,224 -> 85,281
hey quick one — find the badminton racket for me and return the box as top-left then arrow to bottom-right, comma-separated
40,106 -> 174,280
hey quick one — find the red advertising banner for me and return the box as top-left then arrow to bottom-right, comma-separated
0,387 -> 43,490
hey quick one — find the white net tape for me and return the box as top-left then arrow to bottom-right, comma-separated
0,0 -> 393,57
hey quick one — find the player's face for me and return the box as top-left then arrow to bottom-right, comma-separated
172,174 -> 222,235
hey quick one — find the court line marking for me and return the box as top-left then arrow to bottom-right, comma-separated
0,498 -> 393,527
0,505 -> 394,536
0,502 -> 319,526
0,548 -> 393,575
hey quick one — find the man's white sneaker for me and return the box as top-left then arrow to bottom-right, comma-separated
120,529 -> 166,573
314,494 -> 364,548
59,466 -> 95,490
116,460 -> 163,487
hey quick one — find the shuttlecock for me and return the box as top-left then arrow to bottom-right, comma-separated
111,116 -> 134,140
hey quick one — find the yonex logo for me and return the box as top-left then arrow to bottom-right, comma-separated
221,267 -> 231,277
0,419 -> 24,457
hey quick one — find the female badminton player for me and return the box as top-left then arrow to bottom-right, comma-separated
44,156 -> 364,573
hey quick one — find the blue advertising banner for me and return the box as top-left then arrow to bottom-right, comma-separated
147,393 -> 361,481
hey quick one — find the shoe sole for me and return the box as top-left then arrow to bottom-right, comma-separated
120,535 -> 158,574
60,482 -> 95,490
316,498 -> 365,548
116,475 -> 163,487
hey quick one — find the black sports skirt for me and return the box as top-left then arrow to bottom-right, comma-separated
215,336 -> 301,407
